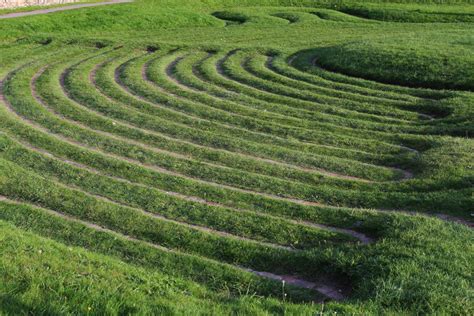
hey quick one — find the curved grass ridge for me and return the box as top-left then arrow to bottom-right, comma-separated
0,40 -> 473,315
312,42 -> 474,92
0,218 -> 329,314
210,5 -> 474,26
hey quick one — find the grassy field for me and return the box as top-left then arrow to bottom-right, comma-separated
0,0 -> 473,315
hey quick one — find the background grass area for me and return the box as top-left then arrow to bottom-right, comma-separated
0,0 -> 102,15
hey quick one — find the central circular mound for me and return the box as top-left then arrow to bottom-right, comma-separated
309,39 -> 474,91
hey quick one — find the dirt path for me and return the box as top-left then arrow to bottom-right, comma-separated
245,269 -> 348,301
0,0 -> 132,20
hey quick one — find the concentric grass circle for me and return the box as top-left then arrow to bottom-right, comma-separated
311,38 -> 474,91
0,40 -> 472,314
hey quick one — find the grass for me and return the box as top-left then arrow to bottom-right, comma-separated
313,37 -> 474,91
0,0 -> 473,315
0,220 -> 325,314
337,2 -> 474,22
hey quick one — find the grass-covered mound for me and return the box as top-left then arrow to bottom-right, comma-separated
312,38 -> 474,91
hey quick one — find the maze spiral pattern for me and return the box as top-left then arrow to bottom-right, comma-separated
0,44 -> 472,301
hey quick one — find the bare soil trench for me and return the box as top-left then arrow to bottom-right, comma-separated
245,269 -> 350,302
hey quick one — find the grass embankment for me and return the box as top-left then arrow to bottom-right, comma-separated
313,38 -> 474,91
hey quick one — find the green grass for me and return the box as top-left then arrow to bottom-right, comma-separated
0,220 -> 326,315
313,36 -> 474,91
337,2 -> 474,22
0,0 -> 473,315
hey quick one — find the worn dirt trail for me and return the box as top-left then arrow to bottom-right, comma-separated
0,0 -> 132,19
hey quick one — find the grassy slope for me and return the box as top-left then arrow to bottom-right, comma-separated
0,0 -> 473,315
0,220 -> 321,315
312,36 -> 474,91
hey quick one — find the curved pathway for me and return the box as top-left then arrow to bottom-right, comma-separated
0,0 -> 132,20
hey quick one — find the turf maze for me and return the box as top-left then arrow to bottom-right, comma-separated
0,39 -> 472,310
